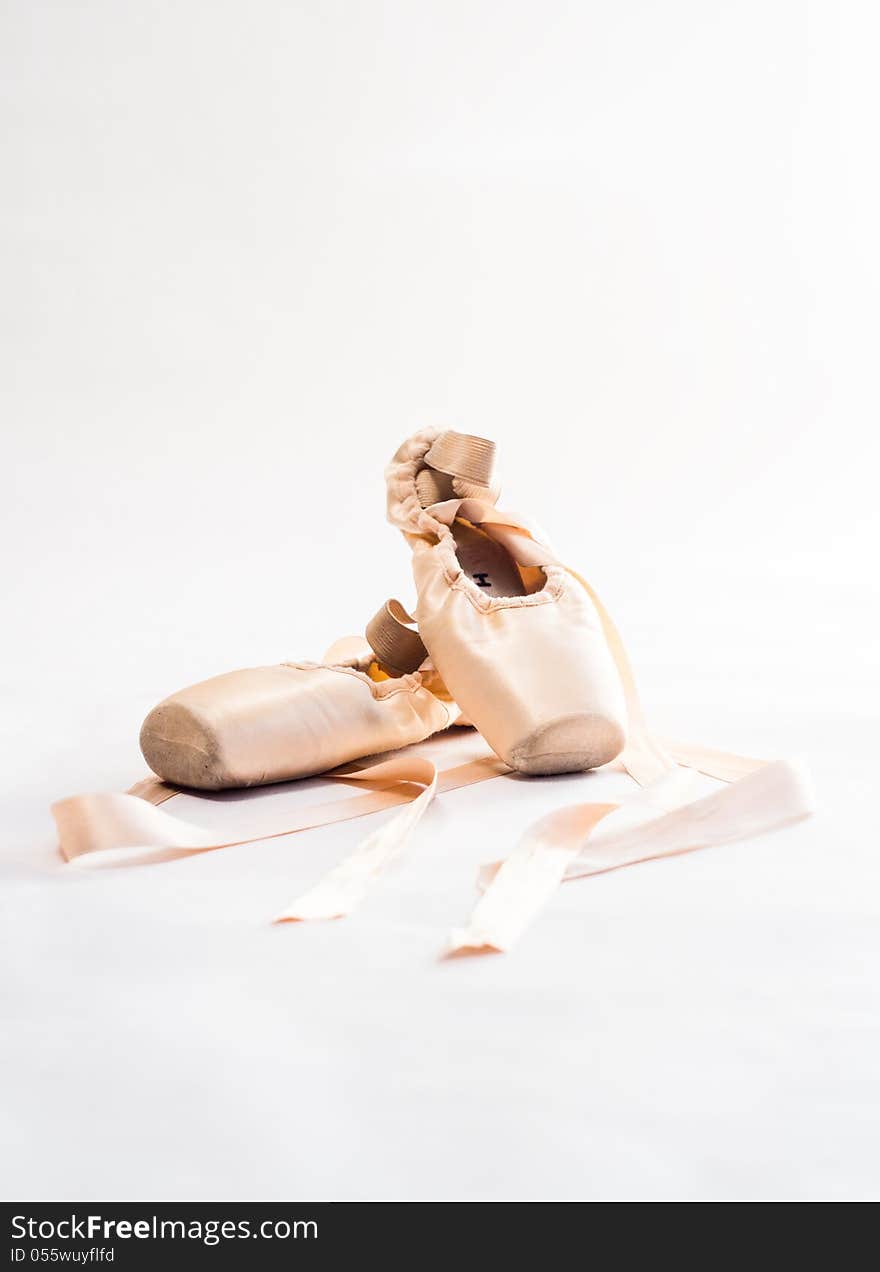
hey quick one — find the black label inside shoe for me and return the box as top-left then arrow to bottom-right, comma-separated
452,521 -> 527,599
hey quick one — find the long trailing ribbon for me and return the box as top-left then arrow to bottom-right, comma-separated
474,766 -> 701,898
449,801 -> 619,955
53,754 -> 507,916
274,757 -> 438,922
451,759 -> 814,954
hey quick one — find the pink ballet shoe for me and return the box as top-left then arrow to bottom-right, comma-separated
139,600 -> 460,790
386,429 -> 628,775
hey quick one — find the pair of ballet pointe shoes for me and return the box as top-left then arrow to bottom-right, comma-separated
55,428 -> 813,953
140,428 -> 628,790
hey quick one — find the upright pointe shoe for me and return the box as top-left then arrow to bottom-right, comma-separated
139,600 -> 459,790
386,429 -> 628,775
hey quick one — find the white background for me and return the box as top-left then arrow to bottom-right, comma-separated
2,1 -> 879,1200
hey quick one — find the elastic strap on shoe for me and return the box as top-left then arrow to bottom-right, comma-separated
365,599 -> 427,675
416,431 -> 501,508
425,431 -> 497,487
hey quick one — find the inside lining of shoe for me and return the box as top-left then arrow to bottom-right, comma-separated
417,440 -> 546,601
451,521 -> 545,599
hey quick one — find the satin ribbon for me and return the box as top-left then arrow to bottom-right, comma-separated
449,802 -> 619,955
451,737 -> 813,956
53,754 -> 507,890
274,757 -> 438,922
451,760 -> 814,953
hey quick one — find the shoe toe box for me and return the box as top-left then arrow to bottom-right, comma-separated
506,711 -> 626,776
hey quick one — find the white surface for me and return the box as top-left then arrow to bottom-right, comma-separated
2,1 -> 879,1201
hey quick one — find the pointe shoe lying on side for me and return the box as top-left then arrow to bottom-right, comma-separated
140,600 -> 460,790
386,429 -> 628,775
